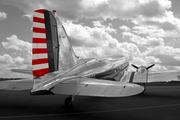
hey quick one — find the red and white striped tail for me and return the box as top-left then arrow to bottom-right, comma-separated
32,9 -> 49,77
32,9 -> 79,78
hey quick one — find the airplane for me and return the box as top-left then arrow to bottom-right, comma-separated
0,9 -> 179,107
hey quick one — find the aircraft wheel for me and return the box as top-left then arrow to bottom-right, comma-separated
64,96 -> 73,107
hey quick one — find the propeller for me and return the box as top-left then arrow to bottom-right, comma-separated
146,64 -> 155,70
131,64 -> 155,71
131,64 -> 155,83
131,64 -> 138,69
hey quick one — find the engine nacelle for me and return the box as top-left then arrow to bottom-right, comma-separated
137,66 -> 147,74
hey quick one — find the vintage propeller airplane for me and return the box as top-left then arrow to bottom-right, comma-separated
0,9 -> 179,107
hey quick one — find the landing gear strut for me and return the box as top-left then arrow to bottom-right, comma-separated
139,83 -> 146,95
64,95 -> 74,107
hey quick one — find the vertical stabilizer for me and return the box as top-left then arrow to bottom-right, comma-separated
32,9 -> 78,78
32,9 -> 59,78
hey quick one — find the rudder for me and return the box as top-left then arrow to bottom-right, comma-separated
32,9 -> 59,78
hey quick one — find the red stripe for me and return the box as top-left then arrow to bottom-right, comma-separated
33,38 -> 47,43
35,9 -> 44,14
32,48 -> 48,54
33,17 -> 44,23
32,58 -> 48,65
33,27 -> 46,33
33,68 -> 49,77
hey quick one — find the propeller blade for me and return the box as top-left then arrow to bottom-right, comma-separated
131,64 -> 139,69
147,64 -> 155,70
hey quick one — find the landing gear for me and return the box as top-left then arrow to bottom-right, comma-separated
140,87 -> 146,95
64,95 -> 74,107
139,83 -> 146,95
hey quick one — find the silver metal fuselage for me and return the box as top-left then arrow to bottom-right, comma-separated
72,55 -> 129,81
32,55 -> 129,92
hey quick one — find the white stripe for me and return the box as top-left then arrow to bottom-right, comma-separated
34,12 -> 44,19
33,63 -> 49,71
33,22 -> 45,28
33,33 -> 46,38
33,43 -> 47,49
32,54 -> 48,60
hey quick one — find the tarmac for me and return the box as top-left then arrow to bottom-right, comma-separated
0,84 -> 180,120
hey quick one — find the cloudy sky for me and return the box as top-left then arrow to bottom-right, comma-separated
0,0 -> 180,78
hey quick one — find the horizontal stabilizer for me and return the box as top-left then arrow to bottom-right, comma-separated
11,69 -> 32,75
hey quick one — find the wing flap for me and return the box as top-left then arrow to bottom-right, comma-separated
52,79 -> 144,97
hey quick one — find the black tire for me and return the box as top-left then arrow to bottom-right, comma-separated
64,97 -> 73,107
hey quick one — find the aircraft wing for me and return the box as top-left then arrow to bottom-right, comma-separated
50,78 -> 144,97
0,78 -> 144,97
0,79 -> 33,90
132,70 -> 180,83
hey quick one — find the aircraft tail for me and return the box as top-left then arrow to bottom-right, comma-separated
32,9 -> 77,78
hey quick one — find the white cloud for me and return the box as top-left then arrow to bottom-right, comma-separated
0,55 -> 32,78
174,55 -> 180,61
133,25 -> 180,38
145,56 -> 162,64
14,57 -> 25,65
0,54 -> 30,66
1,0 -> 179,74
136,0 -> 171,17
0,54 -> 13,64
74,47 -> 104,58
150,64 -> 168,71
0,11 -> 7,20
122,31 -> 165,46
143,45 -> 180,67
92,21 -> 103,27
0,0 -> 83,20
1,35 -> 32,72
63,22 -> 119,57
2,35 -> 32,53
120,25 -> 131,31
79,0 -> 173,20
0,0 -> 48,14
22,14 -> 32,21
143,45 -> 180,56
120,42 -> 142,57
63,21 -> 145,61
92,21 -> 117,33
0,0 -> 172,21
64,21 -> 117,48
131,9 -> 180,38
132,16 -> 180,34
62,21 -> 167,70
130,56 -> 146,66
0,54 -> 31,73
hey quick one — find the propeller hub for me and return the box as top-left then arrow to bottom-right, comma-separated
138,66 -> 147,74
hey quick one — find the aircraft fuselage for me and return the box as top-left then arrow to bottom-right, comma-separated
59,55 -> 128,80
32,55 -> 129,92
